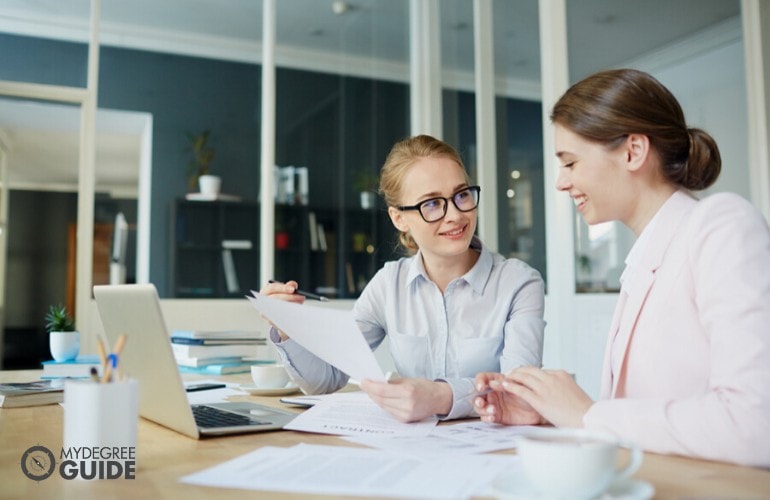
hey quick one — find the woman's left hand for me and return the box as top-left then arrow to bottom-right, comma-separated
360,378 -> 452,423
501,367 -> 594,428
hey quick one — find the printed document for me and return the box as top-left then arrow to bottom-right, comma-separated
247,292 -> 385,382
180,443 -> 519,499
343,421 -> 539,457
284,391 -> 437,437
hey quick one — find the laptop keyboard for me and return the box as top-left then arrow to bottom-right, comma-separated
192,404 -> 268,428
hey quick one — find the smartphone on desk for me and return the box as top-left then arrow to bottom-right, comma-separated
279,395 -> 324,408
185,383 -> 226,392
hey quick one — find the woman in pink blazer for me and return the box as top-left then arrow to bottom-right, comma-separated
473,69 -> 770,468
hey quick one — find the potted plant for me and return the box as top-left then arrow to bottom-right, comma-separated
45,304 -> 79,362
185,130 -> 220,195
353,170 -> 378,210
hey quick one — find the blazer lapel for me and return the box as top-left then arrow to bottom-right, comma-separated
611,270 -> 654,397
607,191 -> 697,398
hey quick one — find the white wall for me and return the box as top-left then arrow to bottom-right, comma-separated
657,39 -> 749,198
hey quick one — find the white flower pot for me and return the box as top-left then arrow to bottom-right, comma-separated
198,175 -> 222,196
50,330 -> 80,362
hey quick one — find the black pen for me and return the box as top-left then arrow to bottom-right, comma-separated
268,280 -> 329,302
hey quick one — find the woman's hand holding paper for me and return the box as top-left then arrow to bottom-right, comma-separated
360,378 -> 452,423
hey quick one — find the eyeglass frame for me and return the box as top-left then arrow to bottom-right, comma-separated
396,185 -> 481,223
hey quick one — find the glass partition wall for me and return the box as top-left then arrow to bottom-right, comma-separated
565,0 -> 744,293
272,0 -> 408,299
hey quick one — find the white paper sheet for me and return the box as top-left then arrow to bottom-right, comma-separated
247,293 -> 386,382
284,391 -> 438,437
180,443 -> 518,499
342,421 -> 535,457
430,420 -> 540,447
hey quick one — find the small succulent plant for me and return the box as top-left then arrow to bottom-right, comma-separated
45,304 -> 76,333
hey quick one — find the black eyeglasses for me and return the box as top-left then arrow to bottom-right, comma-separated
397,186 -> 481,223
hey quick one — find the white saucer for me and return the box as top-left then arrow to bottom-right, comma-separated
489,472 -> 655,500
238,383 -> 300,396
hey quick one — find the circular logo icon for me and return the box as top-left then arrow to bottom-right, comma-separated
20,445 -> 56,481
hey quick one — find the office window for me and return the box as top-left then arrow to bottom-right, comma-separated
440,0 -> 546,282
566,0 -> 743,293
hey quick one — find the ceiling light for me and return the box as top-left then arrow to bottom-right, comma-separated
332,1 -> 349,15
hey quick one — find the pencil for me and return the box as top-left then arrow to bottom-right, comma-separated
96,336 -> 107,378
268,280 -> 329,301
113,334 -> 127,382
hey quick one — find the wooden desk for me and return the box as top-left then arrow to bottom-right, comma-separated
2,370 -> 769,499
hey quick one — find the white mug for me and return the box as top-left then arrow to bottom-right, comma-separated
250,364 -> 290,388
517,428 -> 643,499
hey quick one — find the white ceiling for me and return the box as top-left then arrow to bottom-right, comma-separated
0,0 -> 742,194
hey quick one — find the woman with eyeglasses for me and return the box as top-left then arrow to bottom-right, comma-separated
261,134 -> 545,422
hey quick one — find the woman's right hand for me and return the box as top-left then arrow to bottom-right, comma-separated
258,280 -> 305,341
473,372 -> 545,426
259,280 -> 306,303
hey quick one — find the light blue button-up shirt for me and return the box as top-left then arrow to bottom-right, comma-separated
270,237 -> 546,419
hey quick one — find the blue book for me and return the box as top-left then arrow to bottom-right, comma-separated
41,355 -> 102,379
171,336 -> 266,346
171,330 -> 262,340
178,360 -> 272,375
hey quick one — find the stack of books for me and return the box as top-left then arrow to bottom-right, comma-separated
171,330 -> 272,375
0,380 -> 65,408
41,355 -> 103,379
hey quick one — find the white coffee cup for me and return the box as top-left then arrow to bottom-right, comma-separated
250,364 -> 290,388
516,428 -> 642,499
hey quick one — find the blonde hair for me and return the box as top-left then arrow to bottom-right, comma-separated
378,135 -> 469,254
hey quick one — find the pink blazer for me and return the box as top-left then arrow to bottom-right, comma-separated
583,191 -> 770,468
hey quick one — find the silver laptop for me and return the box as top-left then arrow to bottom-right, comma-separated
93,283 -> 296,438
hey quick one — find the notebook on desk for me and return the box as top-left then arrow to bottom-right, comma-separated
93,283 -> 296,438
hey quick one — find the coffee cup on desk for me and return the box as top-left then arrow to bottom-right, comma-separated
516,428 -> 642,499
250,364 -> 290,388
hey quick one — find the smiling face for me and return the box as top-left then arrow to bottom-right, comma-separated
387,155 -> 477,264
554,124 -> 641,227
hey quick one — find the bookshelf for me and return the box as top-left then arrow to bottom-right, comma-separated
170,200 -> 260,298
273,204 -> 400,299
171,199 -> 400,299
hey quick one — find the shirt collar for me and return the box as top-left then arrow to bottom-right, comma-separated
405,236 -> 489,293
621,190 -> 686,283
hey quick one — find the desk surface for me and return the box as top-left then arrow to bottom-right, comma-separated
2,370 -> 769,499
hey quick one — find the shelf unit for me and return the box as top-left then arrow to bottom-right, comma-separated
171,199 -> 260,298
273,203 -> 400,299
171,199 -> 400,299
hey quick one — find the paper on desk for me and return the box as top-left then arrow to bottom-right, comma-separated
284,391 -> 438,437
247,292 -> 385,382
342,421 -> 540,457
180,443 -> 518,499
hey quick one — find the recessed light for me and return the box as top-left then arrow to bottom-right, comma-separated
332,1 -> 349,15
